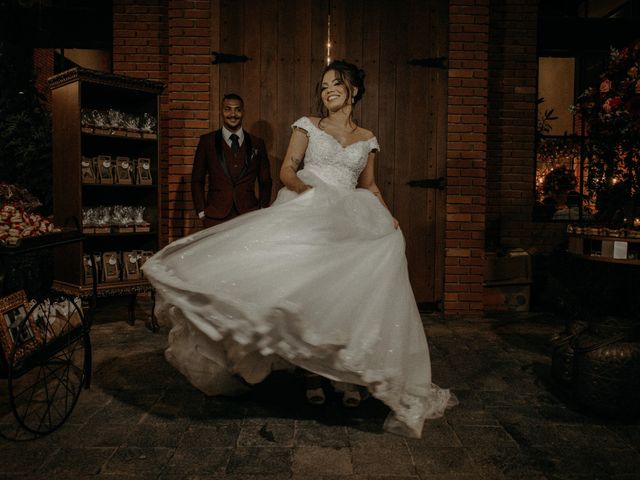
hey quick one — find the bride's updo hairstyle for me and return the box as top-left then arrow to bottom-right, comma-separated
316,60 -> 366,116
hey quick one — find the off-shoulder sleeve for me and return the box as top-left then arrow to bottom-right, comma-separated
291,116 -> 313,136
368,136 -> 380,153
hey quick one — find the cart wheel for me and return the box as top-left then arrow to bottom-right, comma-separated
7,294 -> 90,436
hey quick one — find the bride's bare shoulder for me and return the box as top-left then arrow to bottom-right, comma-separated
357,126 -> 375,141
307,116 -> 321,127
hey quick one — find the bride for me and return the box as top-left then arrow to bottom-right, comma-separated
143,60 -> 455,438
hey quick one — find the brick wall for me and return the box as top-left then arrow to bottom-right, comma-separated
486,0 -> 566,256
113,0 -> 212,244
113,1 -> 169,80
165,0 -> 211,242
445,0 -> 566,314
112,0 -> 170,242
445,0 -> 490,315
33,48 -> 55,108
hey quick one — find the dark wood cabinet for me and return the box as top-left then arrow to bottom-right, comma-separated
48,68 -> 164,297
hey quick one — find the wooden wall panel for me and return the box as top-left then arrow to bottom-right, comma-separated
332,0 -> 448,304
211,0 -> 446,303
377,0 -> 399,214
293,0 -> 312,116
241,0 -> 262,134
276,0 -> 296,192
219,0 -> 243,96
330,0 -> 347,62
361,0 -> 381,161
213,0 -> 326,195
310,0 -> 328,115
402,0 -> 429,296
258,0 -> 278,190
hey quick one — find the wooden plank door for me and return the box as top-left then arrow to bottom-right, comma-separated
212,0 -> 447,305
211,0 -> 327,195
331,0 -> 448,305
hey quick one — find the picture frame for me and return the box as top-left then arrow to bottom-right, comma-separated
29,297 -> 83,341
123,251 -> 141,280
0,290 -> 42,365
115,156 -> 133,185
97,155 -> 114,184
82,254 -> 94,285
102,251 -> 121,282
81,156 -> 96,184
136,158 -> 153,185
138,250 -> 154,277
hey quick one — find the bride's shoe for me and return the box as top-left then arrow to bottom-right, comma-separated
306,386 -> 326,405
341,384 -> 367,407
342,388 -> 362,407
304,372 -> 326,405
332,381 -> 365,407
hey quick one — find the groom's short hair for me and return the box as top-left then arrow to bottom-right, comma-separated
222,93 -> 244,107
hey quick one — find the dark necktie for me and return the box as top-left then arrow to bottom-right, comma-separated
230,133 -> 240,154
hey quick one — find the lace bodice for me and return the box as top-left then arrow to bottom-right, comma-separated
292,116 -> 380,189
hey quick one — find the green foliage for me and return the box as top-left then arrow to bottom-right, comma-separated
536,97 -> 559,136
574,40 -> 640,225
0,41 -> 52,213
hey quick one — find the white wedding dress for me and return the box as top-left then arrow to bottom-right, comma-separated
143,116 -> 455,437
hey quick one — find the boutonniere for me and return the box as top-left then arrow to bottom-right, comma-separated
250,147 -> 258,160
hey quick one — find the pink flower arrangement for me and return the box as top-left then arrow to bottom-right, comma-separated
602,96 -> 622,113
573,39 -> 640,224
575,40 -> 640,136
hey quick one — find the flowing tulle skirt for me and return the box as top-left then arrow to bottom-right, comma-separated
143,170 -> 455,437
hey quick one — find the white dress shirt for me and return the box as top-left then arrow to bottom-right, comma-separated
222,126 -> 244,148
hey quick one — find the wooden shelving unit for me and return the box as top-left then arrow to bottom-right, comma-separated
48,68 -> 165,300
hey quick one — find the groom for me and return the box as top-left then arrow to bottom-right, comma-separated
191,93 -> 272,228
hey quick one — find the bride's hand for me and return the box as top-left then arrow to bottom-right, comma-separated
392,217 -> 399,229
296,183 -> 313,194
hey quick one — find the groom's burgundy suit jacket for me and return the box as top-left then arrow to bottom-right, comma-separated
191,129 -> 272,222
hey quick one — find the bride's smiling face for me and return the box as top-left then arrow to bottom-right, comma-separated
321,69 -> 357,112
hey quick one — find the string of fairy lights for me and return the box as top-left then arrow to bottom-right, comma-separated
326,9 -> 332,65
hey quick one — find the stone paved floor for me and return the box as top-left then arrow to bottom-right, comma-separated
0,299 -> 638,479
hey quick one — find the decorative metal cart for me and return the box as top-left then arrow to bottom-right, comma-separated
0,230 -> 92,439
